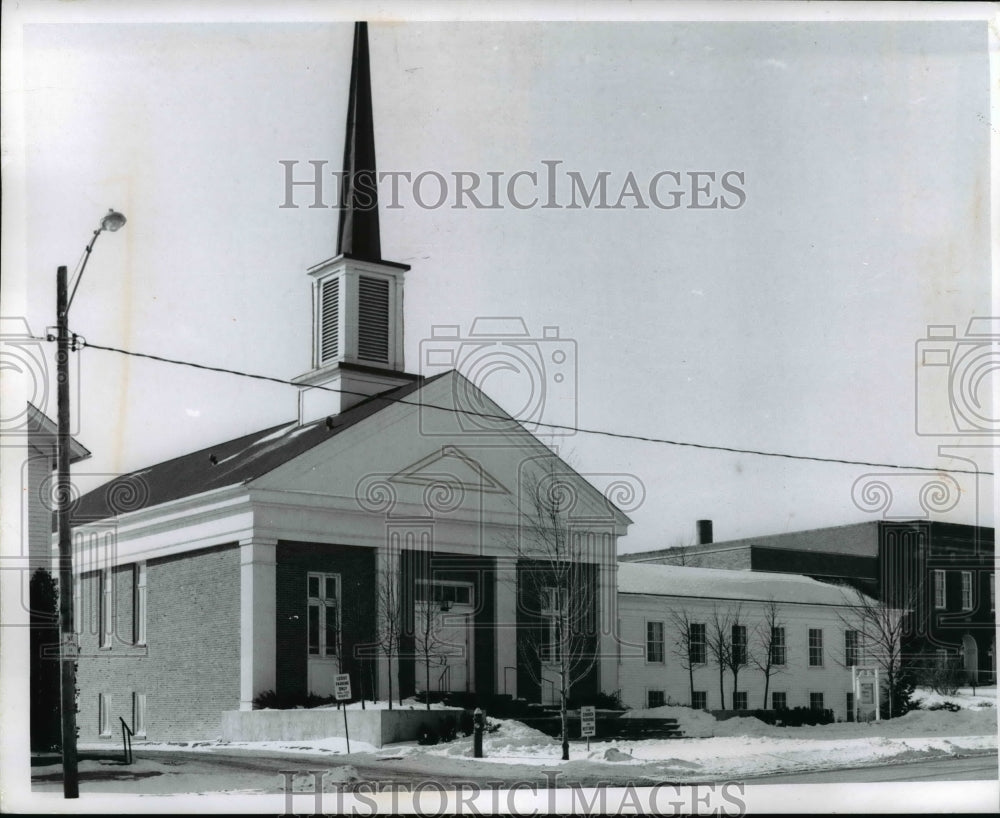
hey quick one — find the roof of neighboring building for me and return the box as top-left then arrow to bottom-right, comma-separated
616,561 -> 868,607
620,521 -> 881,562
27,402 -> 90,463
71,373 -> 445,524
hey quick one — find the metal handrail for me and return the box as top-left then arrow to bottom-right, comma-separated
437,664 -> 451,692
118,716 -> 133,765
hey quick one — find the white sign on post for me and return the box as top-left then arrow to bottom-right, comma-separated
853,666 -> 880,722
334,673 -> 352,701
580,706 -> 596,737
334,673 -> 353,754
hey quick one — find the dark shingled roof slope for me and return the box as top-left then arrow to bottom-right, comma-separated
71,373 -> 444,525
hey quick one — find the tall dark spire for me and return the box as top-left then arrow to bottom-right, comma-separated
337,21 -> 382,262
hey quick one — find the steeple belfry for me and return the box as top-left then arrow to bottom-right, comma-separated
294,21 -> 415,424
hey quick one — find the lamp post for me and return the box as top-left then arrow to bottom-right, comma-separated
56,208 -> 126,798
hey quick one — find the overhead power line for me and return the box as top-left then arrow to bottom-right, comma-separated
75,338 -> 992,476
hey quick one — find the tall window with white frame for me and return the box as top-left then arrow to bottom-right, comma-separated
646,621 -> 665,664
690,622 -> 707,665
99,568 -> 113,649
771,691 -> 787,710
732,624 -> 747,665
844,629 -> 859,667
808,628 -> 823,667
540,587 -> 565,663
133,562 -> 147,646
933,569 -> 947,610
960,571 -> 973,611
307,573 -> 341,666
73,572 -> 82,637
132,692 -> 147,737
98,693 -> 112,736
770,626 -> 786,666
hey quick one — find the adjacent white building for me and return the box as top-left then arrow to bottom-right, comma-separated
616,562 -> 875,721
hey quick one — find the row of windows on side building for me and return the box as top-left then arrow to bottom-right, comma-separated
643,623 -> 858,668
644,688 -> 835,713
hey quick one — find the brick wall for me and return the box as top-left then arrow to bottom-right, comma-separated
75,544 -> 241,742
646,545 -> 753,570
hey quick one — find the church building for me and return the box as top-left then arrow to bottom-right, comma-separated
67,23 -> 628,742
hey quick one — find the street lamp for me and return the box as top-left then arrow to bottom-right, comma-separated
55,208 -> 126,798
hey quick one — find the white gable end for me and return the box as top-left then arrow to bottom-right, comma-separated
248,371 -> 630,552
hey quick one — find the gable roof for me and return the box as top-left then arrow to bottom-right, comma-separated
71,373 -> 445,524
27,402 -> 90,463
616,561 -> 870,608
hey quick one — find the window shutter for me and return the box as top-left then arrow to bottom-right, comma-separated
358,276 -> 390,362
320,278 -> 340,363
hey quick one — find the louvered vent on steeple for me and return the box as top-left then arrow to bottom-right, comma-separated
319,277 -> 341,363
357,276 -> 389,362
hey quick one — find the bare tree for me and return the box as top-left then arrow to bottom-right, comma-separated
374,558 -> 404,710
722,605 -> 746,709
707,605 -> 735,710
667,607 -> 698,705
837,586 -> 909,718
749,598 -> 786,709
511,457 -> 600,762
412,588 -> 446,710
669,539 -> 703,568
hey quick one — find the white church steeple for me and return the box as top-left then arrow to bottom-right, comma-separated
294,22 -> 416,424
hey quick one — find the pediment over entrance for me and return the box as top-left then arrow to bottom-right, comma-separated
389,446 -> 509,495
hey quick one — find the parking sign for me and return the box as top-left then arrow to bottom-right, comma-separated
580,706 -> 596,737
334,673 -> 352,701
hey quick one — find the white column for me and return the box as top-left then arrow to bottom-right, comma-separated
374,544 -> 400,702
239,538 -> 277,711
596,536 -> 620,699
495,557 -> 518,698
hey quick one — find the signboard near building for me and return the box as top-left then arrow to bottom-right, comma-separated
580,705 -> 596,748
334,673 -> 352,701
851,666 -> 880,722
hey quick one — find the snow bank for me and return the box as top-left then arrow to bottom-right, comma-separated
911,686 -> 996,711
891,707 -> 998,735
311,697 -> 462,711
620,704 -> 770,738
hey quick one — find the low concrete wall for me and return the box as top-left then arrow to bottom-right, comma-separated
220,707 -> 465,748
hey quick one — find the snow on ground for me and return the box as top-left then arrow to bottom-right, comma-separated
309,697 -> 463,711
911,685 -> 997,711
129,736 -> 380,756
619,691 -> 997,741
64,686 -> 995,792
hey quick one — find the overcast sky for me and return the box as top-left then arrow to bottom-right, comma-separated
4,3 -> 994,552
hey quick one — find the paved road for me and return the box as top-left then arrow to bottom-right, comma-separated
32,747 -> 657,794
32,747 -> 999,795
744,752 -> 998,784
